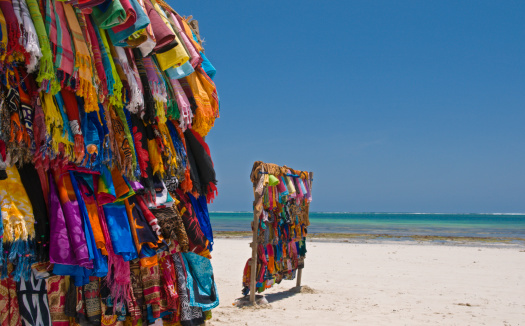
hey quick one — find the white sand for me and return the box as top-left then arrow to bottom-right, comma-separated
208,238 -> 525,326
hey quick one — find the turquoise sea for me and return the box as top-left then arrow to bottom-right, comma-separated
210,212 -> 525,239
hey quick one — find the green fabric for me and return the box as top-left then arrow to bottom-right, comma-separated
25,0 -> 57,89
91,0 -> 126,29
268,175 -> 280,186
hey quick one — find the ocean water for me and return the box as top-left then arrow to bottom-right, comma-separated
210,212 -> 525,239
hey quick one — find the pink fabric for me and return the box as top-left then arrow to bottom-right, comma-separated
170,12 -> 202,68
111,0 -> 136,33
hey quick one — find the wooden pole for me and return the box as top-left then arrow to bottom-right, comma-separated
296,268 -> 302,287
249,180 -> 260,304
296,172 -> 313,289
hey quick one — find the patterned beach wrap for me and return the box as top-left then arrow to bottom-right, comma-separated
181,252 -> 218,311
16,270 -> 52,326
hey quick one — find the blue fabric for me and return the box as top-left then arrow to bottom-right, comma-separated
102,202 -> 138,261
166,61 -> 194,80
53,264 -> 91,286
53,93 -> 74,143
188,194 -> 214,251
70,172 -> 108,277
108,0 -> 151,45
199,52 -> 216,80
182,252 -> 219,311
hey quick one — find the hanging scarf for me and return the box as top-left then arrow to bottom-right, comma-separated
83,277 -> 102,325
46,276 -> 69,326
48,0 -> 75,92
171,252 -> 204,326
24,0 -> 55,86
0,0 -> 23,59
91,0 -> 126,29
135,0 -> 155,56
63,3 -> 97,112
114,46 -> 143,113
0,166 -> 35,281
142,56 -> 165,104
174,189 -> 208,253
186,68 -> 219,137
52,168 -> 93,268
84,14 -> 108,99
132,48 -> 156,124
0,264 -> 22,326
98,27 -> 124,108
167,77 -> 192,131
91,17 -> 115,97
184,129 -> 217,201
16,270 -> 52,325
102,202 -> 138,261
48,172 -> 77,266
17,163 -> 49,262
0,9 -> 8,60
188,193 -> 213,251
12,0 -> 41,72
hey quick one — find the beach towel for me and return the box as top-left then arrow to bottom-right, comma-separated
172,252 -> 204,326
181,252 -> 218,311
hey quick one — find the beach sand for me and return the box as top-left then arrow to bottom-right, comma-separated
208,238 -> 525,325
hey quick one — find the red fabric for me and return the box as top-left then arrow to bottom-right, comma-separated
111,0 -> 136,33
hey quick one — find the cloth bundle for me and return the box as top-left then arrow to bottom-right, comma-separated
242,162 -> 313,295
0,0 -> 220,324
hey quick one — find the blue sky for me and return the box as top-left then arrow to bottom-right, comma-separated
170,1 -> 525,213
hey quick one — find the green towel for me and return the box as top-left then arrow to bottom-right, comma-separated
92,0 -> 126,29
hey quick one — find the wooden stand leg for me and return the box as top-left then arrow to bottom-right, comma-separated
296,268 -> 302,288
249,206 -> 259,304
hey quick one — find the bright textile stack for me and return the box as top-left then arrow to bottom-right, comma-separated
242,161 -> 313,295
0,0 -> 220,324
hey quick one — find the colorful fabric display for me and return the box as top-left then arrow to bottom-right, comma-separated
243,162 -> 313,294
0,0 -> 221,323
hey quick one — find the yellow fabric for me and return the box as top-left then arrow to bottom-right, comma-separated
0,10 -> 7,61
99,28 -> 124,109
185,71 -> 214,137
155,42 -> 188,71
40,93 -> 74,157
0,167 -> 35,243
151,0 -> 189,70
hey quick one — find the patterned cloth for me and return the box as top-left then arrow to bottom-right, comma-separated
0,264 -> 21,326
46,276 -> 69,326
16,270 -> 52,326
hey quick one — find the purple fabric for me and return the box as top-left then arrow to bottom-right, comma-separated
59,174 -> 93,269
48,175 -> 77,265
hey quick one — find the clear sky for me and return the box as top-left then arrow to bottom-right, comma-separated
169,0 -> 525,213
